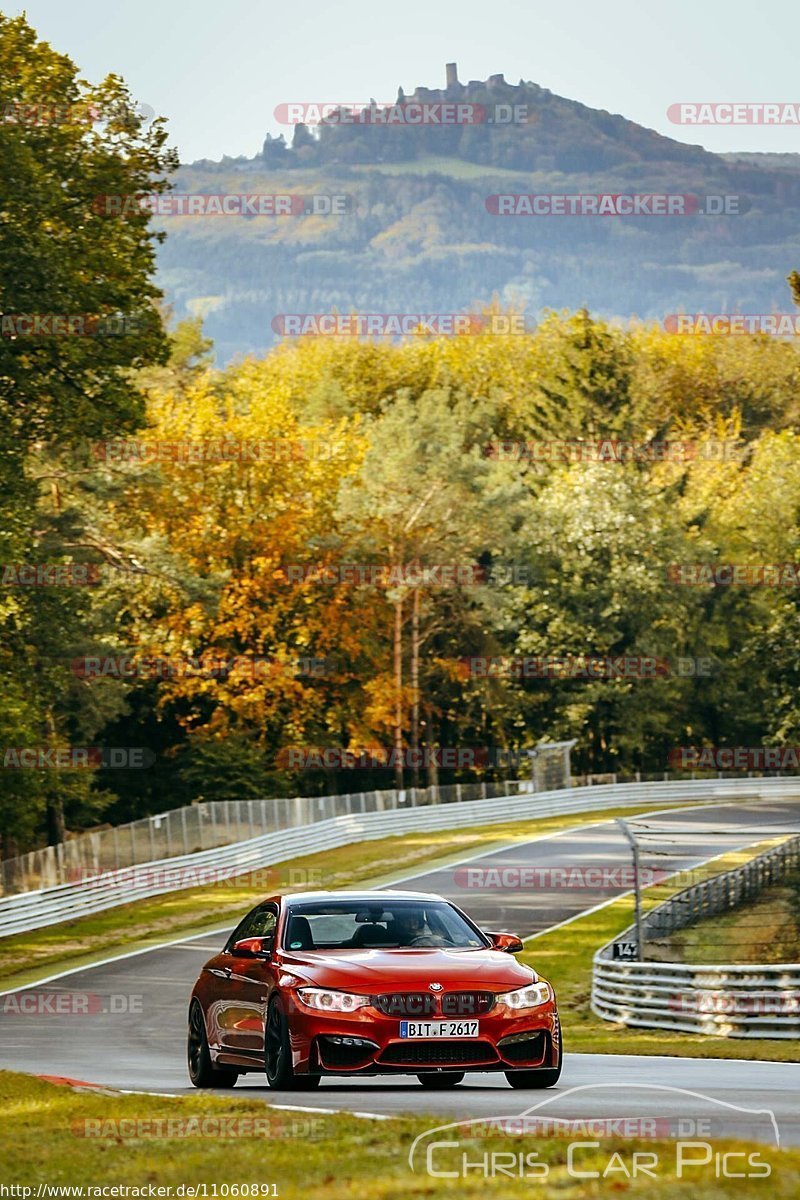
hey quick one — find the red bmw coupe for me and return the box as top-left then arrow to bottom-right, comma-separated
188,889 -> 561,1090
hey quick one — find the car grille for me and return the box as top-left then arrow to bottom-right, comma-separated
373,992 -> 437,1017
379,1040 -> 498,1066
440,991 -> 495,1016
372,991 -> 496,1017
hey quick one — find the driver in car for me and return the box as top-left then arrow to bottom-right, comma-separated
393,909 -> 448,946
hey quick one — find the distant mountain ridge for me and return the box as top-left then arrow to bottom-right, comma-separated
208,63 -> 716,174
164,65 -> 800,363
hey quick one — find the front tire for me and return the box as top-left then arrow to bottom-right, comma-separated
417,1072 -> 465,1089
188,1001 -> 238,1088
265,998 -> 320,1090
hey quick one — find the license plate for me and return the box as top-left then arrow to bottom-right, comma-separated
399,1020 -> 479,1038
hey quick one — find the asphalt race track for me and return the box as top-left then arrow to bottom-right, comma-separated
2,797 -> 799,1145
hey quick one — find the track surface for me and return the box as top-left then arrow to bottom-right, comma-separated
2,798 -> 799,1144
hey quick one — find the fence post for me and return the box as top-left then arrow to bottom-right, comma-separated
616,819 -> 644,961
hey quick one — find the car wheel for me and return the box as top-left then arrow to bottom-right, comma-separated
417,1072 -> 465,1089
504,1021 -> 563,1089
264,998 -> 320,1090
188,1000 -> 238,1088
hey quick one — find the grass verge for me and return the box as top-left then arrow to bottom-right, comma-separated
1,1070 -> 798,1197
664,873 -> 800,964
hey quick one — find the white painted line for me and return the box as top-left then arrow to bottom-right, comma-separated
267,1102 -> 391,1120
0,926 -> 232,997
383,798 -> 751,891
524,894 -> 627,943
384,820 -> 615,888
523,825 -> 781,944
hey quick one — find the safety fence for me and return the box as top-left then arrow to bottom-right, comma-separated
0,781 -> 529,897
2,768 -> 794,897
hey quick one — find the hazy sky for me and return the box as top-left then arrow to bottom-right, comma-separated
10,0 -> 800,162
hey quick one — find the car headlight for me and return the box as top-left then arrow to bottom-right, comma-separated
497,982 -> 551,1010
295,987 -> 369,1012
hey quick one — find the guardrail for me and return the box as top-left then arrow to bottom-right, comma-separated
3,768 -> 794,896
2,776 -> 798,939
592,830 -> 800,1038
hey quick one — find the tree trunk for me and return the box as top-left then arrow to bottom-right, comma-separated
393,595 -> 404,791
45,710 -> 66,846
424,700 -> 439,794
46,795 -> 66,847
1,833 -> 19,861
410,587 -> 420,790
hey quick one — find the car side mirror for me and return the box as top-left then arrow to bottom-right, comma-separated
232,935 -> 274,958
488,931 -> 524,954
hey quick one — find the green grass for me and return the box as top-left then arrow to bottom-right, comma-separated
2,1070 -> 798,1197
522,839 -> 800,1061
0,803 -> 690,991
662,875 -> 800,965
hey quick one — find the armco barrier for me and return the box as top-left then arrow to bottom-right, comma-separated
1,776 -> 798,939
592,827 -> 800,1038
592,958 -> 800,1039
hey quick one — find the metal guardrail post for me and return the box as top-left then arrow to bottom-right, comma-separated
616,818 -> 644,961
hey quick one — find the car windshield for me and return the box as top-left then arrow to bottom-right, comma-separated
282,899 -> 488,951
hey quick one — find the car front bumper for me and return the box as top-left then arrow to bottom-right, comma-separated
287,998 -> 561,1075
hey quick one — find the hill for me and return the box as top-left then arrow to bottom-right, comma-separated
155,66 -> 800,363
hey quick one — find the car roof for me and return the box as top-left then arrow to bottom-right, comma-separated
279,889 -> 447,905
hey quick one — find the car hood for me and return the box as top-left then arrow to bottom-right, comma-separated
277,946 -> 537,991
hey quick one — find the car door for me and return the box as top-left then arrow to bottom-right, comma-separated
216,903 -> 279,1059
